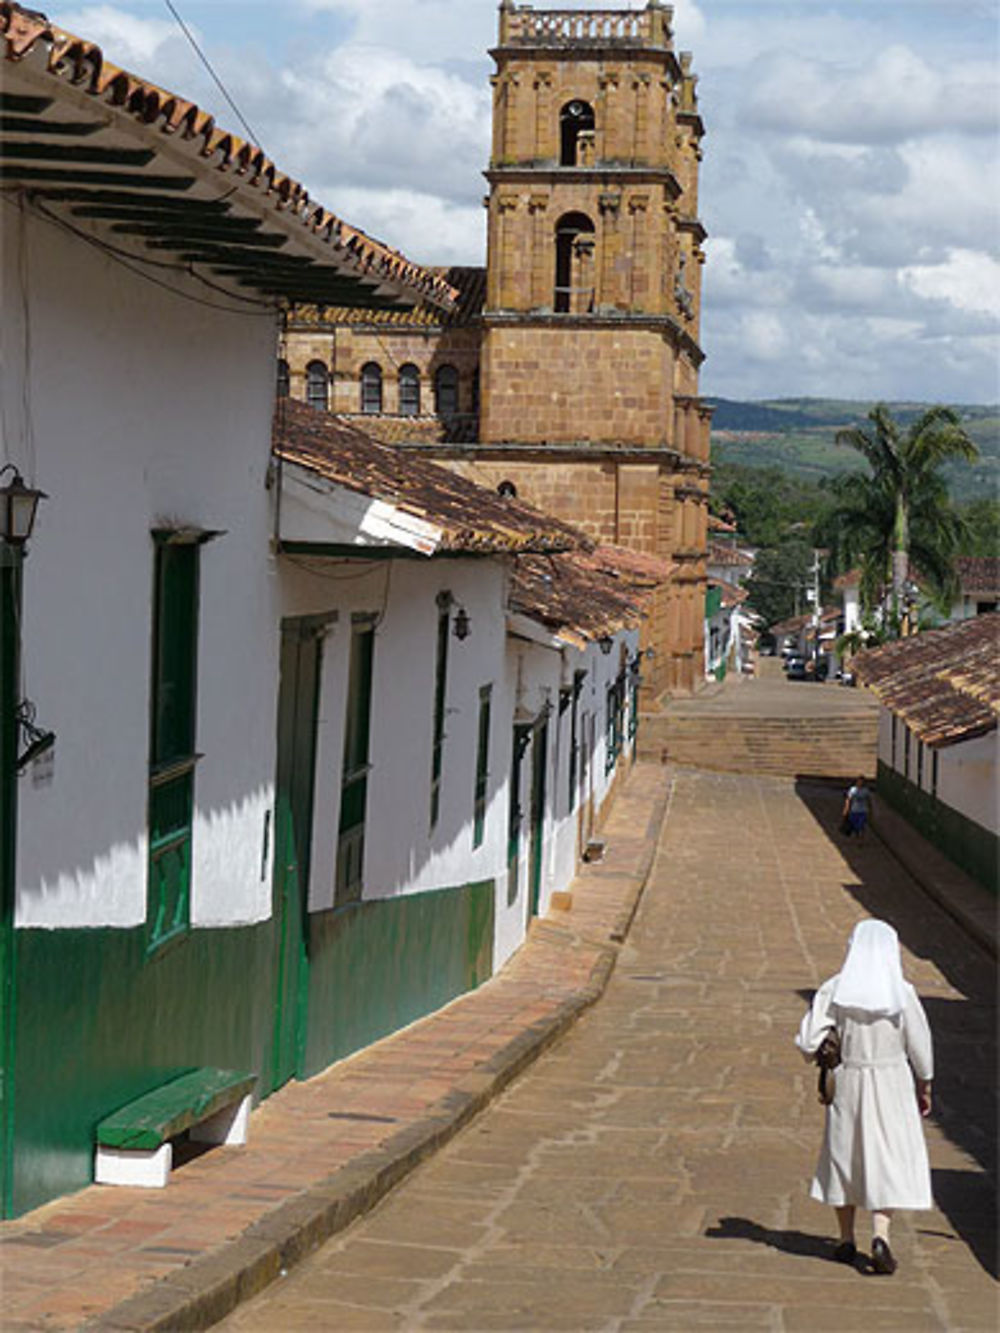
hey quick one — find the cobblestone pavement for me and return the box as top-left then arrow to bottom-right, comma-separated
220,769 -> 997,1333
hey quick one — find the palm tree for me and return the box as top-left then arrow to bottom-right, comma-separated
832,404 -> 977,612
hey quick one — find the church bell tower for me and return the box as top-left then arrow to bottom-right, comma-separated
479,1 -> 711,694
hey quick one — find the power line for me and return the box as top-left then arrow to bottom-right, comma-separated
162,0 -> 263,149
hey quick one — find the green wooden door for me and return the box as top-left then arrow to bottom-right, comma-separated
270,620 -> 323,1093
528,719 -> 548,921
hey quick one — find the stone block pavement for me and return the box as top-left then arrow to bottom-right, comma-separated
218,768 -> 996,1333
1,761 -> 995,1331
0,764 -> 671,1332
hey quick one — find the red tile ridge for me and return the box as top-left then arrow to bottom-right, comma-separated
0,2 -> 457,311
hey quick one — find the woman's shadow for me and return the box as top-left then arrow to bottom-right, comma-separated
705,1217 -> 873,1272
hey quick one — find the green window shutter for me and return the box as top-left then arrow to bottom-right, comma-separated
430,605 -> 450,830
508,725 -> 530,906
473,685 -> 491,849
336,622 -> 375,906
147,541 -> 199,951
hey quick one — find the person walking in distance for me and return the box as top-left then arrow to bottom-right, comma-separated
796,919 -> 934,1274
842,775 -> 871,840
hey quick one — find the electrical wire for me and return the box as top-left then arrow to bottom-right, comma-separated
161,0 -> 263,149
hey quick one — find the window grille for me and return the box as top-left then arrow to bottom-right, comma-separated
306,360 -> 328,411
361,362 -> 383,414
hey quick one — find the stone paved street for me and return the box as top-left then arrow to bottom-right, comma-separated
220,769 -> 997,1332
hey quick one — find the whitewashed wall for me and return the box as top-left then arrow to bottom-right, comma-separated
5,207 -> 280,928
494,627 -> 638,967
877,708 -> 998,835
278,555 -> 511,917
278,547 -> 638,972
938,732 -> 998,835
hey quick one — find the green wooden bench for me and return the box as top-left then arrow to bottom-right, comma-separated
95,1068 -> 256,1188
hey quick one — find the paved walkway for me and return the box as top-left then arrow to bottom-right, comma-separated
219,771 -> 997,1332
664,656 -> 880,718
0,766 -> 670,1332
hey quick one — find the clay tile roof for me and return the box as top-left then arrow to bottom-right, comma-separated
708,541 -> 753,568
509,547 -> 655,646
274,399 -> 583,556
770,612 -> 812,635
833,569 -> 862,591
853,614 -> 1000,748
956,556 -> 1000,595
292,267 -> 486,329
0,2 -> 456,312
720,584 -> 748,609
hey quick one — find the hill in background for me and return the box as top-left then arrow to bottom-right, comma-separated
707,398 -> 999,500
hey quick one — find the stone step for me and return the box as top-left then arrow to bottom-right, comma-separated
637,712 -> 878,778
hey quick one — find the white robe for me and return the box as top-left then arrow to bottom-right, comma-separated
796,976 -> 934,1210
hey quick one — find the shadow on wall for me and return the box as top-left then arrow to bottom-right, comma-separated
793,779 -> 998,1279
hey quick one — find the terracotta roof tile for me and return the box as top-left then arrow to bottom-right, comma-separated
708,541 -> 753,568
509,548 -> 656,645
853,614 -> 1000,747
292,267 -> 486,328
274,399 -> 582,556
0,2 -> 456,311
770,612 -> 813,635
956,556 -> 1000,595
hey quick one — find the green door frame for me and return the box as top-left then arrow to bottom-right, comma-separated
0,549 -> 21,1216
269,616 -> 327,1093
528,717 -> 548,922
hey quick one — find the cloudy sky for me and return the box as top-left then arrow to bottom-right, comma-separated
50,0 -> 1000,405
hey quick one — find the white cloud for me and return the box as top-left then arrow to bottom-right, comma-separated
49,1 -> 1000,403
55,5 -> 178,62
316,187 -> 485,265
269,45 -> 490,203
901,249 -> 1000,317
744,46 -> 998,143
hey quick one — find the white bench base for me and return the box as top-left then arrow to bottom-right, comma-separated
190,1091 -> 251,1146
96,1143 -> 172,1189
95,1092 -> 252,1189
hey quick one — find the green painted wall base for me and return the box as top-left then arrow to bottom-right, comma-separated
12,921 -> 273,1218
877,760 -> 998,895
10,879 -> 495,1218
304,879 -> 494,1077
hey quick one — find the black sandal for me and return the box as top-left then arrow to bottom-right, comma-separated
871,1237 -> 897,1275
833,1241 -> 857,1264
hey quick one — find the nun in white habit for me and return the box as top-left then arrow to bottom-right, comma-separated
796,919 -> 934,1274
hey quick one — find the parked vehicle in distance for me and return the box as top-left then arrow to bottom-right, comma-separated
785,656 -> 808,680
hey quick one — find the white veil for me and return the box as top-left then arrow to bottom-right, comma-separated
832,919 -> 909,1017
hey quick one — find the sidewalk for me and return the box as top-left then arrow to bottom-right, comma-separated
0,763 -> 672,1333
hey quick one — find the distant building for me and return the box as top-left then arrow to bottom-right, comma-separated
950,556 -> 1000,621
283,1 -> 711,697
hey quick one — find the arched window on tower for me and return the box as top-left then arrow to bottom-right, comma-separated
276,358 -> 290,399
306,360 -> 328,411
560,99 -> 595,167
398,363 -> 420,416
434,365 -> 459,417
360,362 -> 383,414
554,212 -> 596,313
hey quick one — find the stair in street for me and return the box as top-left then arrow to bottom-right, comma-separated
640,658 -> 880,779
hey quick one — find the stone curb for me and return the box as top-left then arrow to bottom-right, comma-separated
84,771 -> 670,1332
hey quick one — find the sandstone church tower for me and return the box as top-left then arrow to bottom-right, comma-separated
473,0 -> 710,694
282,0 -> 710,695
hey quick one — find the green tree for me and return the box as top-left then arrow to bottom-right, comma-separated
955,496 -> 1000,556
744,538 -> 814,627
833,404 -> 977,611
